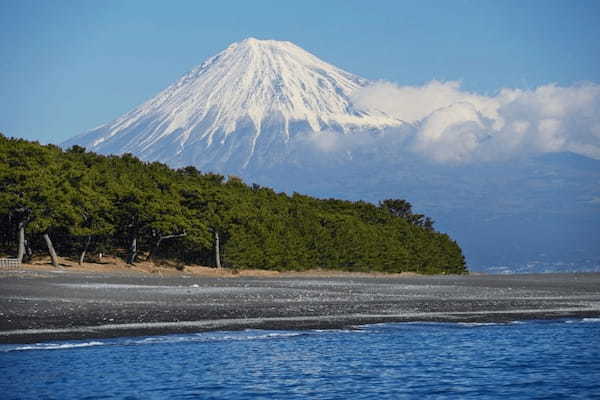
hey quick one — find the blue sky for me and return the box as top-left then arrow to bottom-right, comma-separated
1,0 -> 599,144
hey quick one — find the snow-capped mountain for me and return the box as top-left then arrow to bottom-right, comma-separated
63,38 -> 600,273
64,38 -> 402,170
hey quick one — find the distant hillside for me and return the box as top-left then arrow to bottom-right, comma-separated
0,135 -> 466,274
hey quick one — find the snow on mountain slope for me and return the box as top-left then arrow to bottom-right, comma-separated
63,38 -> 403,170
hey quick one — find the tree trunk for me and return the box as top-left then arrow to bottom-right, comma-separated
127,236 -> 137,265
147,232 -> 186,261
79,235 -> 92,266
16,221 -> 25,263
43,233 -> 60,268
214,230 -> 221,269
147,236 -> 163,262
24,239 -> 33,263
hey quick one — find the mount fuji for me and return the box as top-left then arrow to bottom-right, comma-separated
63,38 -> 600,273
63,38 -> 402,171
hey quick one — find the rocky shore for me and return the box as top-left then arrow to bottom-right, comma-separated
1,266 -> 600,344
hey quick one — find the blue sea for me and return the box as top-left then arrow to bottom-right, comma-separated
1,319 -> 599,399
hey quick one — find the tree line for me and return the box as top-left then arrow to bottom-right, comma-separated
0,134 -> 467,274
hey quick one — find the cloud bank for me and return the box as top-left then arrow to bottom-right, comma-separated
347,81 -> 600,163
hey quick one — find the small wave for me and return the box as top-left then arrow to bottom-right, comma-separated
2,331 -> 309,352
581,317 -> 600,323
458,321 -> 531,327
6,341 -> 105,352
124,331 -> 307,346
210,332 -> 305,342
312,329 -> 360,333
457,322 -> 502,327
564,318 -> 600,324
359,322 -> 395,328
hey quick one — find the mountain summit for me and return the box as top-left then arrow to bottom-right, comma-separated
64,38 -> 402,170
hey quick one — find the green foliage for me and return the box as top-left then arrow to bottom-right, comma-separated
0,134 -> 467,274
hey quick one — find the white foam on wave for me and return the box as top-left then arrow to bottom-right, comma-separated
312,328 -> 360,333
6,341 -> 105,352
581,318 -> 600,323
458,322 -> 503,327
218,332 -> 304,341
358,320 -> 531,331
448,321 -> 535,327
1,331 -> 309,353
358,322 -> 394,328
123,330 -> 307,347
565,318 -> 600,324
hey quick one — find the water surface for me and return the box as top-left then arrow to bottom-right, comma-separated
1,319 -> 599,399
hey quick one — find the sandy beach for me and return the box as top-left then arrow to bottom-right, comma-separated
1,264 -> 600,344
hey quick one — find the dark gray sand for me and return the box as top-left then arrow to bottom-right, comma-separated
1,269 -> 600,343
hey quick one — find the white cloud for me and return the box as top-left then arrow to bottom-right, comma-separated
351,80 -> 499,124
350,81 -> 600,163
413,102 -> 488,163
306,131 -> 342,152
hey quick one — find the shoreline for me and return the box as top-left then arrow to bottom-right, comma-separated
2,266 -> 600,344
2,310 -> 600,345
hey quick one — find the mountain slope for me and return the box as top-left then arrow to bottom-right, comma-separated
62,38 -> 600,273
63,38 -> 402,170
